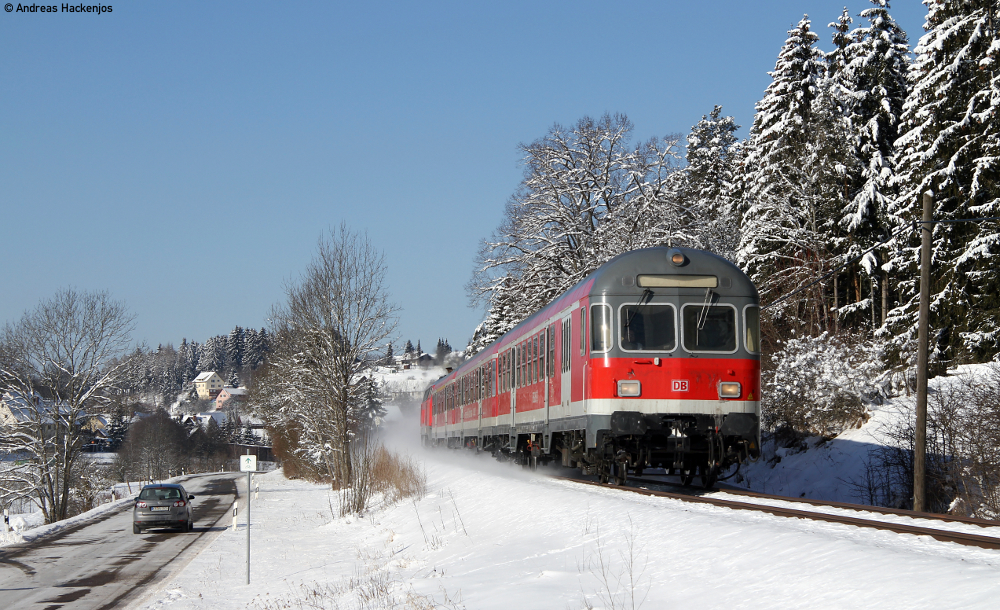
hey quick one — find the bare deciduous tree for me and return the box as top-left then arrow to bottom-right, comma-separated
254,224 -> 398,487
0,288 -> 135,523
467,113 -> 691,352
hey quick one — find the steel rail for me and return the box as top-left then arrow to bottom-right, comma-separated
564,478 -> 1000,551
628,476 -> 1000,529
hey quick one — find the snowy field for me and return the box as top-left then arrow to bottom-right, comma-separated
128,442 -> 1000,609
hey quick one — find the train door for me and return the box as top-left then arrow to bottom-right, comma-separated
561,315 -> 571,412
543,327 -> 550,427
509,346 -> 516,446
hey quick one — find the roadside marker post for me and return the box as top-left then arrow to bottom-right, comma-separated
3,509 -> 8,533
240,454 -> 257,585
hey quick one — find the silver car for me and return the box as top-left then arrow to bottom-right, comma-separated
132,483 -> 195,534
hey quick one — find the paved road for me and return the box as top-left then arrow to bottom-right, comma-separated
0,473 -> 241,610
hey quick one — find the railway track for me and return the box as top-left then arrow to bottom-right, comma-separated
559,474 -> 1000,551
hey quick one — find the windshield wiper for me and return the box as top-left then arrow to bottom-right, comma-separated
697,287 -> 717,330
625,288 -> 653,329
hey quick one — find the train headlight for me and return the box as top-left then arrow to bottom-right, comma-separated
618,380 -> 641,397
718,382 -> 741,399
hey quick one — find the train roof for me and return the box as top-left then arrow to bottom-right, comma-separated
431,247 -> 756,390
588,246 -> 757,299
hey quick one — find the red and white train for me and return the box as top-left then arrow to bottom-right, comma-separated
420,247 -> 761,488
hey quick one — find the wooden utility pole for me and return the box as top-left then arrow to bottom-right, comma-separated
914,191 -> 933,512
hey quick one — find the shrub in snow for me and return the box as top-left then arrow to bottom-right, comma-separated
339,433 -> 426,517
763,332 -> 886,438
860,364 -> 1000,517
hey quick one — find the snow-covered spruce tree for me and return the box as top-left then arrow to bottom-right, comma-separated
243,328 -> 262,370
196,336 -> 225,373
227,326 -> 245,372
0,289 -> 135,523
682,105 -> 742,261
468,113 -> 689,353
351,375 -> 387,432
887,0 -> 1000,364
253,224 -> 398,487
178,338 -> 197,383
740,16 -> 844,338
837,0 -> 911,329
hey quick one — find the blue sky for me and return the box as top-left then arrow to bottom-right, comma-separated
1,1 -> 928,353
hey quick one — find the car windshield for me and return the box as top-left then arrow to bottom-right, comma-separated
139,488 -> 182,501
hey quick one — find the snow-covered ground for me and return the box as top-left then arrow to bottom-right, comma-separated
6,364 -> 998,608
727,363 -> 995,507
127,421 -> 1000,610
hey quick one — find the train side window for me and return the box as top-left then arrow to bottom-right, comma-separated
532,336 -> 539,384
591,304 -> 612,353
501,351 -> 506,392
519,344 -> 523,388
527,340 -> 532,385
533,334 -> 539,383
529,337 -> 535,384
579,307 -> 586,357
515,344 -> 520,388
513,345 -> 518,389
562,318 -> 571,372
537,334 -> 542,382
536,334 -> 541,382
518,343 -> 523,388
548,325 -> 555,378
527,338 -> 533,385
744,305 -> 760,354
503,351 -> 508,391
509,348 -> 514,390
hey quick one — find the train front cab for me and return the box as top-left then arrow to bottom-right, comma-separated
564,247 -> 761,487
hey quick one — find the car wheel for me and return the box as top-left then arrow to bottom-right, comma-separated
133,524 -> 141,534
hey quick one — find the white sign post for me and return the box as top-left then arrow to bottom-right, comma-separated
239,454 -> 257,584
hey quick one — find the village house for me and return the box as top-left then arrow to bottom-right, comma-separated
215,386 -> 248,411
0,390 -> 105,443
193,371 -> 225,399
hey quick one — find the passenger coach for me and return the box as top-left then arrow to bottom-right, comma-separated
420,247 -> 761,488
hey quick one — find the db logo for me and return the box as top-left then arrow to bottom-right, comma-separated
672,380 -> 689,392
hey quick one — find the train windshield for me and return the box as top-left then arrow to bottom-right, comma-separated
619,304 -> 676,351
682,304 -> 737,352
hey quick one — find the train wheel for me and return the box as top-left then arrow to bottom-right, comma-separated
701,464 -> 718,490
680,464 -> 694,486
614,463 -> 627,486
